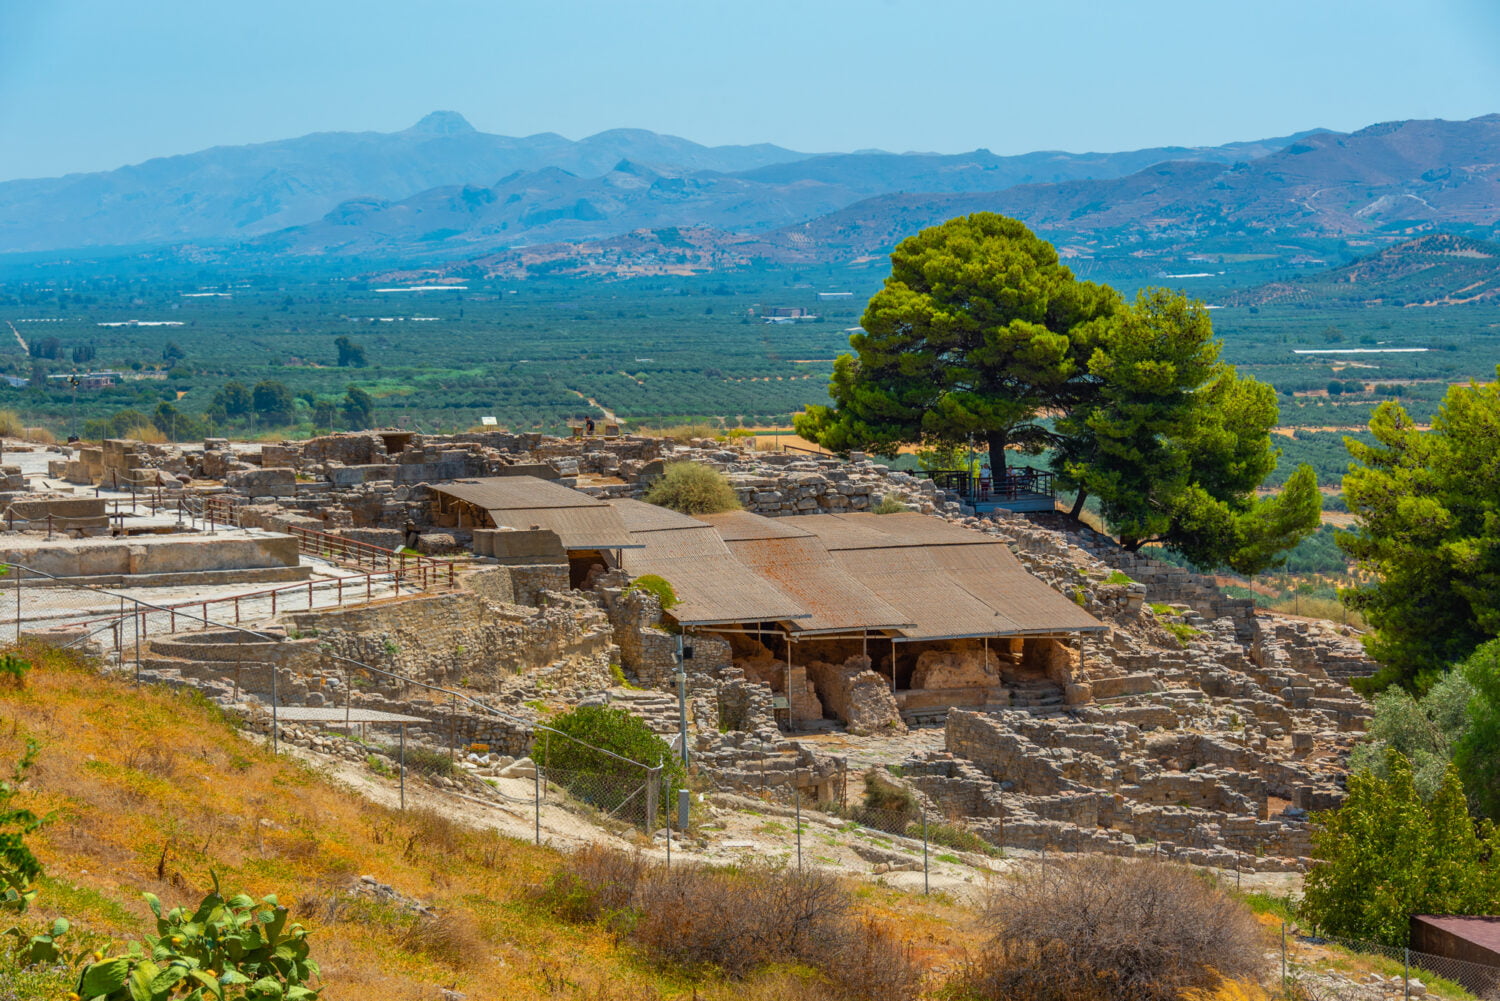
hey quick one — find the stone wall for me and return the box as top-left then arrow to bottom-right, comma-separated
281,569 -> 613,691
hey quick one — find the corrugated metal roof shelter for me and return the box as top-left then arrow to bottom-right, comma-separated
697,511 -> 913,635
610,500 -> 808,627
432,477 -> 639,551
786,512 -> 1106,640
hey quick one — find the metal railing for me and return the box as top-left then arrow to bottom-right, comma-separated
924,466 -> 1055,504
284,525 -> 458,589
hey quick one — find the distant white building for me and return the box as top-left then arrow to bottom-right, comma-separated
816,291 -> 855,300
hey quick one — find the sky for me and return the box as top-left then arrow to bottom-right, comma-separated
2,0 -> 1499,181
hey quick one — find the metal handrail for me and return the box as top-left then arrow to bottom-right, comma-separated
285,525 -> 458,589
0,561 -> 653,775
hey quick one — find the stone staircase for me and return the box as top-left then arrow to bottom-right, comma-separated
605,687 -> 684,737
1008,678 -> 1066,717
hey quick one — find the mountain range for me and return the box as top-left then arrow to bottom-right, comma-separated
2,112 -> 1498,278
0,111 -> 1320,256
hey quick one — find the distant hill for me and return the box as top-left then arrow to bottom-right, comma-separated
0,113 -> 1323,256
0,112 -> 811,253
263,130 -> 1329,259
1231,233 -> 1500,306
755,115 -> 1500,261
367,115 -> 1500,280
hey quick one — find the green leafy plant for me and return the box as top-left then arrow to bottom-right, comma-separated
0,740 -> 45,914
74,874 -> 321,1001
1303,750 -> 1500,945
1102,570 -> 1135,586
1164,621 -> 1201,646
642,462 -> 740,515
622,574 -> 679,611
871,494 -> 908,515
0,653 -> 31,690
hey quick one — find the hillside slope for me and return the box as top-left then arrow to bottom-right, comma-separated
1232,232 -> 1500,306
0,643 -> 970,1000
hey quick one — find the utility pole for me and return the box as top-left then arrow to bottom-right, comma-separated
674,633 -> 691,769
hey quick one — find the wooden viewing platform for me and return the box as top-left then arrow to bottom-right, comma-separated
921,466 -> 1060,514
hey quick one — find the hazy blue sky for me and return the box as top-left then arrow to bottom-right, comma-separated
3,0 -> 1499,181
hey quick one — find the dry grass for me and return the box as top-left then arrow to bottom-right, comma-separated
954,856 -> 1268,1001
634,423 -> 723,443
1266,595 -> 1366,629
120,423 -> 167,444
0,644 -> 972,1000
0,409 -> 25,438
22,427 -> 56,445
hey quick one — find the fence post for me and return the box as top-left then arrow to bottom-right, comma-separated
533,760 -> 541,846
1404,947 -> 1410,1001
795,790 -> 802,873
645,765 -> 660,838
922,808 -> 929,895
399,725 -> 407,811
271,666 -> 280,755
665,777 -> 672,870
1281,922 -> 1287,986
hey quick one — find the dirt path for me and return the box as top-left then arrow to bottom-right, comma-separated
565,389 -> 618,423
6,321 -> 27,354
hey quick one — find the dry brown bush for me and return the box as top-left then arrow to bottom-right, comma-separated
954,856 -> 1266,1001
122,423 -> 167,444
540,848 -> 919,1000
23,426 -> 55,444
396,909 -> 487,969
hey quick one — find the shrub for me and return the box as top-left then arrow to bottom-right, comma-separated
623,573 -> 679,610
534,706 -> 685,824
74,876 -> 320,1001
850,770 -> 918,834
378,744 -> 455,778
871,494 -> 908,514
541,848 -> 919,999
0,412 -> 23,439
644,462 -> 740,514
0,741 -> 44,914
954,856 -> 1265,1001
1303,749 -> 1500,945
0,654 -> 29,691
23,427 -> 56,445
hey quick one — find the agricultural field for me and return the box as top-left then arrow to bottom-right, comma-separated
0,257 -> 1495,445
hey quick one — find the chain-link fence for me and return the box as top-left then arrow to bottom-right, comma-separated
1280,923 -> 1500,1000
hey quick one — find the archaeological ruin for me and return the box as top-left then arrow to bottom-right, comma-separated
1,427 -> 1382,872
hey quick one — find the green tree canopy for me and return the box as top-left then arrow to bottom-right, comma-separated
794,212 -> 1118,471
1302,750 -> 1500,946
1339,374 -> 1500,689
798,214 -> 1317,573
1053,289 -> 1319,568
334,335 -> 367,368
341,385 -> 374,430
250,379 -> 294,426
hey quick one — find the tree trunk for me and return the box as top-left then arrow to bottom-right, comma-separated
1068,489 -> 1088,520
985,429 -> 1009,477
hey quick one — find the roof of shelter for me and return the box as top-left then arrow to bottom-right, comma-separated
696,511 -> 914,634
433,477 -> 638,550
784,512 -> 1107,640
610,500 -> 808,626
